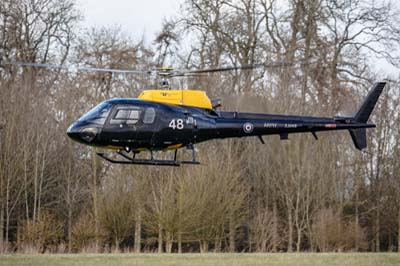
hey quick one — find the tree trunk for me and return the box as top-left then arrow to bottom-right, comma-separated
330,56 -> 340,113
115,238 -> 120,253
165,231 -> 172,253
5,176 -> 10,242
158,223 -> 163,253
24,149 -> 29,220
214,235 -> 221,253
287,208 -> 293,252
398,208 -> 400,253
376,208 -> 380,252
272,202 -> 278,252
177,231 -> 182,254
295,186 -> 301,252
67,150 -> 72,253
5,213 -> 9,243
0,127 -> 2,243
229,217 -> 235,252
300,2 -> 314,110
33,144 -> 39,223
92,151 -> 99,252
200,241 -> 208,253
0,204 -> 3,241
296,227 -> 301,252
68,203 -> 72,252
355,186 -> 359,251
134,212 -> 141,253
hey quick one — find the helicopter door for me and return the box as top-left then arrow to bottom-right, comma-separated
135,107 -> 157,146
102,106 -> 141,146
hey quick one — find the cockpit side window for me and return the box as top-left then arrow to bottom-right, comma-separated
110,107 -> 141,125
143,107 -> 156,124
127,110 -> 140,125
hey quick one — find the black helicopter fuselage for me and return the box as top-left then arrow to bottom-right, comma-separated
67,98 -> 220,151
67,82 -> 386,156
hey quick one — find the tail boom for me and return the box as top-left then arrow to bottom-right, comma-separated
213,82 -> 385,150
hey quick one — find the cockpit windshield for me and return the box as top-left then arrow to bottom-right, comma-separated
78,102 -> 112,125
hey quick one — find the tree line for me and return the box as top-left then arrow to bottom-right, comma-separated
1,0 -> 400,253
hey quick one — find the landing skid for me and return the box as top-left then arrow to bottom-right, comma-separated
96,147 -> 200,166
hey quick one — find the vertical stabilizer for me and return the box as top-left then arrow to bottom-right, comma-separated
354,82 -> 386,123
349,128 -> 367,150
349,82 -> 385,150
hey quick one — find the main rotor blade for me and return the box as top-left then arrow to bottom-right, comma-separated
3,60 -> 312,77
173,61 -> 297,76
4,61 -> 152,75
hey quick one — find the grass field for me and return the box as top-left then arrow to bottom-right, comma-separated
1,253 -> 400,266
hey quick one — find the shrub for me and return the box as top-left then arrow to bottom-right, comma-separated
17,210 -> 63,253
249,207 -> 282,252
71,214 -> 98,252
0,241 -> 12,254
312,208 -> 367,252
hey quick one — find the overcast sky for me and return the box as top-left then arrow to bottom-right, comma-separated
76,0 -> 398,77
76,0 -> 184,42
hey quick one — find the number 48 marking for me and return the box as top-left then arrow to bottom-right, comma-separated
169,119 -> 184,130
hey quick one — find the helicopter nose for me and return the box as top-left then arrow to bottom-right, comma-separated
67,122 -> 99,143
67,122 -> 80,141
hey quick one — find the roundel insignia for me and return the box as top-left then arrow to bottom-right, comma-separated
243,122 -> 254,133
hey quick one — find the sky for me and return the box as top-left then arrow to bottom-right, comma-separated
76,0 -> 398,77
76,0 -> 184,42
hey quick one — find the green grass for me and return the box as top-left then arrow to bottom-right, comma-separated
1,253 -> 400,266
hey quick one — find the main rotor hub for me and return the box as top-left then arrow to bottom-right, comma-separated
159,76 -> 171,89
155,67 -> 174,89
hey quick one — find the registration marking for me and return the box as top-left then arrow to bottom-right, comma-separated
264,123 -> 297,128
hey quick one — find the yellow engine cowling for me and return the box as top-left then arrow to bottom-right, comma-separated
138,90 -> 212,109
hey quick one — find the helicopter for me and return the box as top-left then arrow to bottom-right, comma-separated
5,61 -> 386,166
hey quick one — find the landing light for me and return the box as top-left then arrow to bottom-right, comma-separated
80,127 -> 98,142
